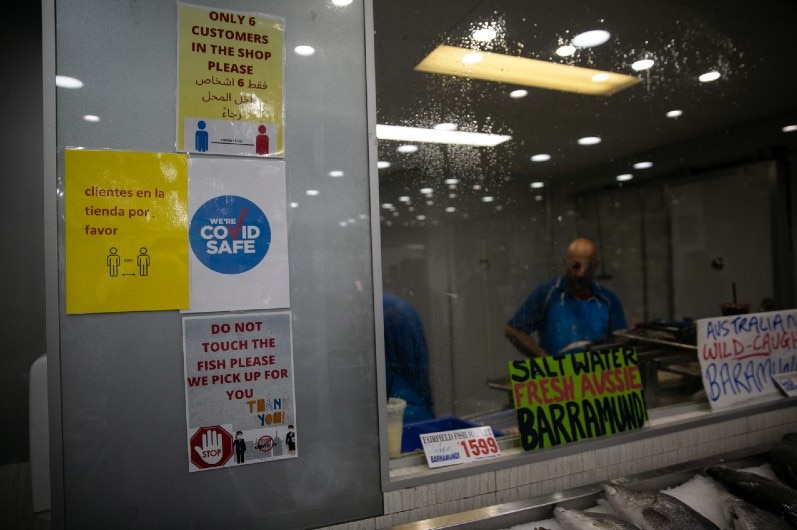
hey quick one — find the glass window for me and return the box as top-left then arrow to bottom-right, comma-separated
374,0 -> 797,457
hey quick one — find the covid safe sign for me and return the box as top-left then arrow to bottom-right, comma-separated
186,157 -> 289,312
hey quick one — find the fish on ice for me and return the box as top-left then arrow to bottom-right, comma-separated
706,465 -> 797,527
553,506 -> 641,529
717,490 -> 793,530
770,432 -> 797,491
602,482 -> 719,530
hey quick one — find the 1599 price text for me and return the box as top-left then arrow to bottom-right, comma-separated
459,437 -> 499,457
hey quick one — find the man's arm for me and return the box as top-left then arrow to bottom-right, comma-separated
504,324 -> 549,358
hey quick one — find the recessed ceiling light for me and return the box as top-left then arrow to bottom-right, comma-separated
377,124 -> 511,147
420,187 -> 433,194
444,178 -> 459,185
531,181 -> 545,189
571,29 -> 611,48
294,45 -> 315,56
83,115 -> 100,122
698,70 -> 721,83
482,196 -> 494,202
377,161 -> 391,169
462,52 -> 484,64
631,59 -> 655,71
381,203 -> 393,209
399,196 -> 410,202
397,144 -> 418,153
616,173 -> 633,182
446,206 -> 456,213
472,27 -> 497,42
534,195 -> 543,202
783,125 -> 797,133
290,202 -> 299,208
434,122 -> 458,131
416,44 -> 640,96
509,89 -> 528,98
556,45 -> 576,57
578,136 -> 601,145
306,189 -> 320,196
55,75 -> 83,88
531,153 -> 551,162
666,110 -> 683,118
328,170 -> 344,177
416,215 -> 427,221
633,161 -> 653,169
472,184 -> 482,190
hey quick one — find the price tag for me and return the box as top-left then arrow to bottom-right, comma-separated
420,426 -> 502,468
772,371 -> 797,397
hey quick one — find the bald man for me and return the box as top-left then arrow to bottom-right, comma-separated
505,238 -> 627,357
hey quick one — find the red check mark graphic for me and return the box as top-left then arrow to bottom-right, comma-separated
229,207 -> 247,239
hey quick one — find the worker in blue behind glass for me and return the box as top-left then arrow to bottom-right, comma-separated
505,238 -> 627,357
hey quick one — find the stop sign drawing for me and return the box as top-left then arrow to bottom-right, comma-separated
190,426 -> 234,470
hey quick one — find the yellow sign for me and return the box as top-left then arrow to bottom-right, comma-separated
177,4 -> 284,157
65,149 -> 189,314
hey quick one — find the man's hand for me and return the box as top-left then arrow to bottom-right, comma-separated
505,324 -> 549,358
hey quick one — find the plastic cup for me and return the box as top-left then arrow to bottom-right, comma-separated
386,397 -> 406,457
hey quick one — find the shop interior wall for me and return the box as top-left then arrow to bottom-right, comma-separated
0,0 -> 45,465
52,1 -> 382,529
379,157 -> 778,419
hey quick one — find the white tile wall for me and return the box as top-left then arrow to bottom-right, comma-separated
320,407 -> 797,530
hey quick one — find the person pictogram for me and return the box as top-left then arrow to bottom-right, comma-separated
195,120 -> 209,152
107,247 -> 120,277
137,247 -> 150,276
255,124 -> 269,155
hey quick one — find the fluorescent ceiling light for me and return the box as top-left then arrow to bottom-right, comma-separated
633,161 -> 653,169
783,125 -> 797,133
632,59 -> 655,71
83,115 -> 100,122
377,161 -> 391,169
415,44 -> 640,96
331,0 -> 353,5
396,144 -> 418,153
509,89 -> 528,98
377,124 -> 511,147
55,75 -> 83,88
556,45 -> 576,57
531,153 -> 551,162
578,136 -> 601,145
482,196 -> 494,202
444,178 -> 459,185
666,109 -> 683,118
399,196 -> 410,202
434,122 -> 458,131
699,70 -> 721,83
616,173 -> 633,182
328,170 -> 344,177
294,45 -> 315,56
531,181 -> 545,189
571,30 -> 611,48
306,189 -> 320,196
446,207 -> 456,213
472,27 -> 497,42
